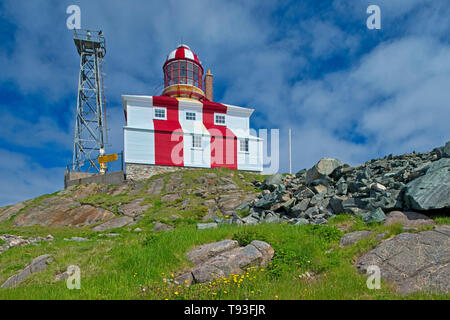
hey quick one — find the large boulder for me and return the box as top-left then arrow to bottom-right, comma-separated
306,158 -> 343,185
191,240 -> 274,283
355,226 -> 450,295
186,240 -> 239,265
179,240 -> 274,284
404,159 -> 450,211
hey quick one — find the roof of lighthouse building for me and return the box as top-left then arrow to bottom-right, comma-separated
164,44 -> 203,71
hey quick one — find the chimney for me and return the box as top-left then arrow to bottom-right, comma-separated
205,69 -> 213,101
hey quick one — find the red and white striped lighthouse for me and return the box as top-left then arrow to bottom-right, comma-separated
122,44 -> 263,180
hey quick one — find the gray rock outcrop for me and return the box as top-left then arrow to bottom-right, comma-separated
404,158 -> 450,211
176,239 -> 274,285
1,254 -> 53,288
355,225 -> 450,295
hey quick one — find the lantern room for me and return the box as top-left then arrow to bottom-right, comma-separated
162,44 -> 208,100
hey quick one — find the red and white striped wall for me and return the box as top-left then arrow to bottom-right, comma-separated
122,95 -> 263,172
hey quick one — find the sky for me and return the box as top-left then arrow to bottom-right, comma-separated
0,0 -> 449,206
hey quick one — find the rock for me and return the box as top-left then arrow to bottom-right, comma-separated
340,230 -> 374,247
312,185 -> 327,194
152,222 -> 173,231
384,211 -> 434,228
118,199 -> 151,217
443,141 -> 450,158
190,240 -> 274,283
108,183 -> 129,196
196,222 -> 218,230
281,198 -> 295,211
306,158 -> 343,185
235,201 -> 251,212
241,215 -> 259,225
304,206 -> 319,218
71,183 -> 100,200
202,206 -> 218,222
174,272 -> 194,286
70,237 -> 88,242
404,158 -> 450,211
0,201 -> 27,223
355,226 -> 450,294
361,208 -> 386,224
337,182 -> 348,195
329,196 -> 345,214
290,199 -> 310,217
294,218 -> 309,225
262,173 -> 283,190
55,271 -> 70,282
91,216 -> 134,232
371,183 -> 387,192
1,254 -> 52,288
186,240 -> 239,265
217,194 -> 242,215
134,227 -> 142,232
254,195 -> 274,209
146,178 -> 165,195
161,193 -> 182,203
104,233 -> 120,237
14,197 -> 115,227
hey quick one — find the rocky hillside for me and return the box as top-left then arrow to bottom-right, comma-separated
0,142 -> 449,232
0,169 -> 261,232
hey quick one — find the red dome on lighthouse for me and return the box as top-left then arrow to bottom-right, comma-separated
164,44 -> 203,70
162,44 -> 205,100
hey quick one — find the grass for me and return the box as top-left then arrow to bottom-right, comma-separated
0,221 -> 448,300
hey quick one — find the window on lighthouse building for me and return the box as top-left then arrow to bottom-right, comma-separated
214,114 -> 226,125
186,112 -> 196,120
154,107 -> 166,120
192,134 -> 202,148
240,138 -> 249,153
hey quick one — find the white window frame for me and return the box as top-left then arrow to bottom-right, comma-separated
214,113 -> 226,125
154,107 -> 167,120
191,134 -> 202,149
239,138 -> 249,153
186,111 -> 196,121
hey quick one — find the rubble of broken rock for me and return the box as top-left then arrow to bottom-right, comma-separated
0,234 -> 54,254
206,142 -> 449,228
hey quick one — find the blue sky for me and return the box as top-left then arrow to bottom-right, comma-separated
0,0 -> 449,206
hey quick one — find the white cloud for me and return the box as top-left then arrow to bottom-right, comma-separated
0,149 -> 64,206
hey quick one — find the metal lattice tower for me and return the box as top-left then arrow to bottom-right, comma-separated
72,29 -> 108,173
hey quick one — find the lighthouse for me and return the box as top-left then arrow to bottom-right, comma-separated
122,44 -> 263,180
